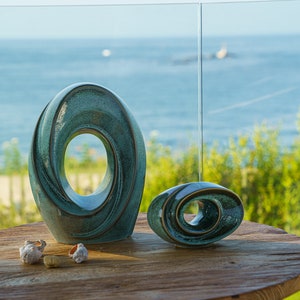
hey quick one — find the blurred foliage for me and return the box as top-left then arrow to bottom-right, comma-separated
1,138 -> 27,175
0,138 -> 40,228
1,121 -> 300,236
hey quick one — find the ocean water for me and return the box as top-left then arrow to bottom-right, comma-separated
0,35 -> 300,159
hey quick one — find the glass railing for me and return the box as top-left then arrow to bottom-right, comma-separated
1,1 -> 300,169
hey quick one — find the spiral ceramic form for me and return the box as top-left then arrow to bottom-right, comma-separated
147,182 -> 244,247
28,83 -> 146,244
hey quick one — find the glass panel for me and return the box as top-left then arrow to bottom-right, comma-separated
201,1 -> 300,149
0,4 -> 199,158
0,4 -> 201,214
201,1 -> 300,242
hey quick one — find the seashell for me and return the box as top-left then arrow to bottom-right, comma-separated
43,255 -> 62,268
19,240 -> 47,264
69,243 -> 88,263
28,83 -> 146,244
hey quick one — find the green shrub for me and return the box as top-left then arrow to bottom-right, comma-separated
1,138 -> 27,175
1,120 -> 300,235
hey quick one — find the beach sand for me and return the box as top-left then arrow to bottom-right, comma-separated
0,173 -> 102,206
0,174 -> 34,206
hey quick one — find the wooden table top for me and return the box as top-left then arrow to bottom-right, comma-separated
1,213 -> 300,300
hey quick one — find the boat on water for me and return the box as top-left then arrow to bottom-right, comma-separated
215,45 -> 228,59
173,44 -> 230,64
102,49 -> 111,57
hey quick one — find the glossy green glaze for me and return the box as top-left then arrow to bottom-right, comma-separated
28,83 -> 146,244
147,182 -> 244,247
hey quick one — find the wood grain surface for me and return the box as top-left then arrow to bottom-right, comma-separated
1,213 -> 300,300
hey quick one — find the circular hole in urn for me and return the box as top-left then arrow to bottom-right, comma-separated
64,133 -> 108,196
181,198 -> 221,233
182,200 -> 202,224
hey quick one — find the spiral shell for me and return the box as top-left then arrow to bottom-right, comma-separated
147,182 -> 244,247
19,240 -> 47,264
28,83 -> 146,244
69,243 -> 88,263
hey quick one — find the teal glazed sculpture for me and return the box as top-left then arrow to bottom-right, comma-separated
28,83 -> 146,244
147,182 -> 244,247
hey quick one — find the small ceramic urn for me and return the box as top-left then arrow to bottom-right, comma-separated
147,182 -> 244,247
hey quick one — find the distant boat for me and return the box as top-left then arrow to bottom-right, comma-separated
102,49 -> 111,57
215,45 -> 228,59
172,45 -> 231,65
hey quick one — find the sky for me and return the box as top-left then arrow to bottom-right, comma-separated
0,0 -> 300,38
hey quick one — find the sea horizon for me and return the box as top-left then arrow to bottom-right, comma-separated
0,34 -> 300,161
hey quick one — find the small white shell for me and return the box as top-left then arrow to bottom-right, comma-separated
19,240 -> 47,264
69,243 -> 88,263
